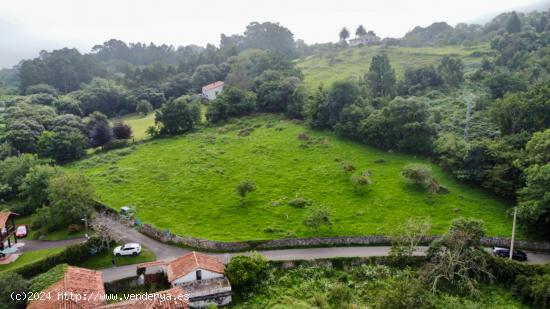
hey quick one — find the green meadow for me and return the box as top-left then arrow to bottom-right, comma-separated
68,114 -> 516,241
296,44 -> 491,89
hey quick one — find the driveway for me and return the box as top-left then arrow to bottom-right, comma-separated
18,238 -> 86,252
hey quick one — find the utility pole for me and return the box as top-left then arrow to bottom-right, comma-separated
510,207 -> 517,260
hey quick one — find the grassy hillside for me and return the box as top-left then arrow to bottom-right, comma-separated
297,44 -> 491,89
68,114 -> 516,241
113,112 -> 156,141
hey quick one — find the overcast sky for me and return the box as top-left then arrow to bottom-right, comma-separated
0,0 -> 548,68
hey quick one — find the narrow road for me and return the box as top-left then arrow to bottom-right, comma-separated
18,238 -> 86,252
98,216 -> 550,282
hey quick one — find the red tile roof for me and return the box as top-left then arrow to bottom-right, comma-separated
137,260 -> 168,269
167,252 -> 225,283
0,211 -> 17,229
97,287 -> 189,309
202,81 -> 224,92
27,266 -> 105,309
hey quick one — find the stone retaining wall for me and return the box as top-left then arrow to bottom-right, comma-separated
137,222 -> 550,252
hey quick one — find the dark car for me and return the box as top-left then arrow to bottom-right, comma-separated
492,247 -> 528,261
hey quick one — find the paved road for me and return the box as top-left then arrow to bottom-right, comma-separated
97,217 -> 550,282
18,238 -> 86,252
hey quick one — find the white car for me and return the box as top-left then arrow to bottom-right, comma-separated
113,243 -> 142,256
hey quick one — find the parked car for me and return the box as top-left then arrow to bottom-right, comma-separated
492,247 -> 528,261
15,225 -> 28,238
113,243 -> 142,256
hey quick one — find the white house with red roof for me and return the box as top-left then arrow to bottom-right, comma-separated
201,81 -> 224,101
137,252 -> 232,308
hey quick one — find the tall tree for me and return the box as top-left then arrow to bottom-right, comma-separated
356,25 -> 367,37
339,27 -> 350,42
155,96 -> 201,135
506,11 -> 522,33
366,53 -> 396,98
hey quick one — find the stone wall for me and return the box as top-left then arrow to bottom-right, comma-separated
137,222 -> 550,252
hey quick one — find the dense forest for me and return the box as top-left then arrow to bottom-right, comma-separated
0,9 -> 549,240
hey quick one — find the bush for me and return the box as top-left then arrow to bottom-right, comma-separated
136,100 -> 153,115
112,121 -> 132,140
102,139 -> 129,151
226,253 -> 269,291
0,272 -> 29,309
401,164 -> 443,194
303,206 -> 332,231
288,196 -> 311,208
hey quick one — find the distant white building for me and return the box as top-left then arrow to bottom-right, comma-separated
201,81 -> 224,101
349,33 -> 381,47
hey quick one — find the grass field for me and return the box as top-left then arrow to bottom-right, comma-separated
296,44 -> 491,89
16,215 -> 86,241
0,247 -> 65,273
68,114 -> 516,241
113,112 -> 156,141
76,246 -> 155,269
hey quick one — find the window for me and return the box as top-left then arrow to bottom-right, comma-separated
196,269 -> 202,280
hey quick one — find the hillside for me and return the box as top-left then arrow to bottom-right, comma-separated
296,44 -> 491,89
68,114 -> 516,241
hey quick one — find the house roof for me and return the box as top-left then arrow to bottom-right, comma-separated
137,260 -> 168,269
97,287 -> 189,309
27,266 -> 106,309
167,252 -> 225,283
202,81 -> 224,92
0,211 -> 18,229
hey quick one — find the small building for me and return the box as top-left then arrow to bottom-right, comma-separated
97,286 -> 189,309
27,266 -> 106,309
0,211 -> 18,251
138,252 -> 232,308
201,81 -> 224,101
349,33 -> 381,47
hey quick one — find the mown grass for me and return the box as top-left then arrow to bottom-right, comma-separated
296,44 -> 491,89
0,247 -> 65,273
76,246 -> 155,269
113,112 -> 156,141
67,114 -> 516,241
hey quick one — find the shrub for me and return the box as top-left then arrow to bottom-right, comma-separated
350,170 -> 372,192
401,164 -> 443,194
102,139 -> 129,151
288,196 -> 311,208
303,206 -> 332,231
236,180 -> 256,205
226,253 -> 269,291
0,272 -> 29,309
327,282 -> 353,307
136,100 -> 153,115
341,161 -> 356,175
112,121 -> 132,140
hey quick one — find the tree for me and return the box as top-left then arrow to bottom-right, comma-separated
52,96 -> 83,116
236,180 -> 256,205
91,214 -> 118,251
163,72 -> 192,98
390,218 -> 431,257
19,165 -> 61,211
37,128 -> 87,162
225,253 -> 268,290
437,56 -> 464,88
325,80 -> 361,128
0,272 -> 29,309
36,173 -> 95,231
426,218 -> 491,296
26,83 -> 59,96
356,25 -> 367,37
85,112 -> 111,147
518,164 -> 550,236
506,11 -> 522,33
75,78 -> 131,116
0,154 -> 42,201
191,64 -> 221,91
207,87 -> 257,123
112,121 -> 133,140
339,27 -> 350,42
155,96 -> 201,135
366,53 -> 396,98
485,72 -> 527,99
136,100 -> 153,115
303,206 -> 332,231
241,22 -> 296,57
